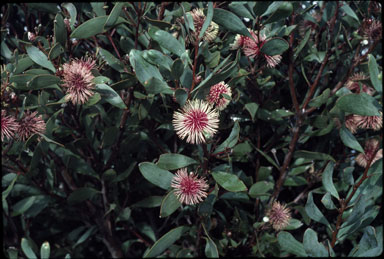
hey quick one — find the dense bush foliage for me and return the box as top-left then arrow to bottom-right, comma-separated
2,2 -> 382,258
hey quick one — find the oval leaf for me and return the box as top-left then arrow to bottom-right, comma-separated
159,190 -> 181,218
336,93 -> 381,116
303,228 -> 329,257
21,238 -> 37,259
260,38 -> 289,56
339,126 -> 364,153
212,8 -> 252,38
138,162 -> 174,190
95,83 -> 127,109
212,171 -> 247,192
26,45 -> 56,73
157,153 -> 198,170
305,191 -> 331,229
67,187 -> 100,205
148,28 -> 185,57
277,231 -> 307,257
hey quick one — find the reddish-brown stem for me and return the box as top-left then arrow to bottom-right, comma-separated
330,148 -> 379,248
188,39 -> 200,99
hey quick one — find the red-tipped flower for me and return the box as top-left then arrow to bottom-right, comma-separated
17,111 -> 46,141
171,168 -> 209,205
206,81 -> 232,110
1,110 -> 19,141
172,99 -> 219,144
185,8 -> 219,44
61,58 -> 96,105
231,30 -> 282,68
266,201 -> 291,231
356,139 -> 382,168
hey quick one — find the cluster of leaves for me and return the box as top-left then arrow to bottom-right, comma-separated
2,2 -> 382,258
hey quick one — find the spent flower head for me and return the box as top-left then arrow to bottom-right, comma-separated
266,201 -> 291,231
17,111 -> 46,141
354,112 -> 383,132
356,138 -> 382,168
171,168 -> 209,205
345,72 -> 375,95
1,110 -> 19,141
172,99 -> 219,144
207,81 -> 232,110
61,57 -> 96,105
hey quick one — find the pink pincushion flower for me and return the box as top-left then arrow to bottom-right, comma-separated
17,111 -> 46,141
266,201 -> 291,231
345,114 -> 359,134
172,99 -> 219,144
1,110 -> 19,141
231,30 -> 282,68
206,81 -> 232,110
185,8 -> 219,44
61,58 -> 96,105
356,138 -> 382,168
171,168 -> 209,205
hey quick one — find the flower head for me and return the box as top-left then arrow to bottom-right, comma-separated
61,58 -> 96,105
172,99 -> 219,144
1,110 -> 19,141
171,168 -> 209,205
356,138 -> 382,168
344,114 -> 360,134
232,30 -> 282,67
354,112 -> 383,131
184,8 -> 219,44
206,81 -> 232,110
265,201 -> 291,231
363,19 -> 382,41
17,111 -> 46,141
345,72 -> 375,95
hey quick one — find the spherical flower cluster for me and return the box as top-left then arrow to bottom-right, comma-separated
356,138 -> 383,168
61,58 -> 96,105
206,81 -> 232,110
363,19 -> 382,41
17,111 -> 46,141
231,29 -> 282,68
345,72 -> 375,96
345,112 -> 382,133
265,201 -> 291,231
1,110 -> 19,141
171,168 -> 209,205
172,99 -> 219,144
186,8 -> 219,44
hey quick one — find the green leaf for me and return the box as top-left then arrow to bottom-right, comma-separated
2,174 -> 18,201
73,226 -> 97,248
157,153 -> 198,170
7,247 -> 18,259
48,43 -> 64,60
70,16 -> 127,39
285,218 -> 304,230
61,3 -> 77,30
98,47 -> 125,72
248,181 -> 273,198
260,38 -> 289,56
28,74 -> 61,90
255,147 -> 280,169
321,192 -> 337,210
175,88 -> 188,107
341,4 -> 360,23
277,231 -> 307,257
144,16 -> 172,29
148,28 -> 185,57
116,207 -> 131,222
14,57 -> 34,74
339,126 -> 364,153
213,121 -> 240,154
26,45 -> 56,73
294,150 -> 336,162
212,171 -> 247,192
11,196 -> 37,216
322,162 -> 339,199
308,88 -> 330,108
67,187 -> 100,205
199,2 -> 214,39
368,54 -> 382,93
104,2 -> 125,30
138,162 -> 174,190
95,83 -> 127,109
305,191 -> 331,229
202,224 -> 219,258
159,190 -> 181,218
171,59 -> 184,80
40,241 -> 50,259
129,49 -> 163,85
244,102 -> 259,121
303,228 -> 329,257
253,2 -> 271,16
83,92 -> 101,108
143,226 -> 188,258
212,8 -> 252,38
54,13 -> 67,47
294,29 -> 311,61
262,2 -> 293,24
229,2 -> 254,19
21,238 -> 37,259
143,77 -> 173,95
336,93 -> 381,116
143,49 -> 173,71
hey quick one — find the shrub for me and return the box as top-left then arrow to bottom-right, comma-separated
2,2 -> 382,258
